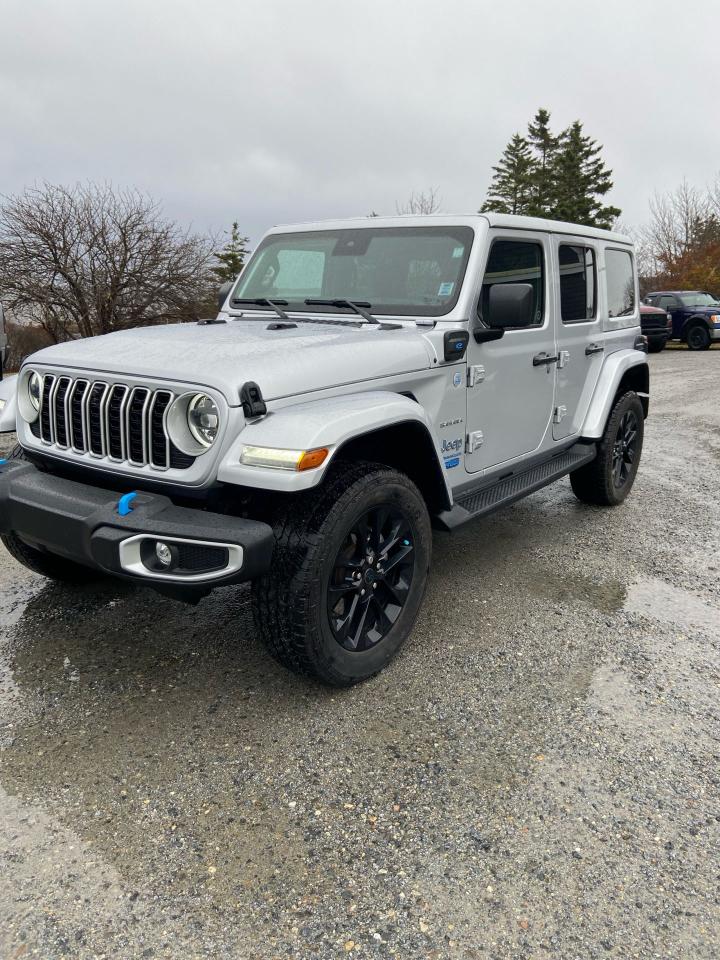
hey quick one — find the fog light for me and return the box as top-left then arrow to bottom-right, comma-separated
156,542 -> 174,567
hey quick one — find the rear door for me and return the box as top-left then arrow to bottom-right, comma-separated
551,237 -> 603,441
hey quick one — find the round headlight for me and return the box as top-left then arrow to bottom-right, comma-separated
17,369 -> 43,423
187,394 -> 219,448
28,371 -> 43,411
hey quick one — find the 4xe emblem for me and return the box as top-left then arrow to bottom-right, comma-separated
442,438 -> 463,454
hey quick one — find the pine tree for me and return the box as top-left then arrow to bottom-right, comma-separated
551,122 -> 621,229
210,222 -> 249,283
480,134 -> 535,215
526,108 -> 557,217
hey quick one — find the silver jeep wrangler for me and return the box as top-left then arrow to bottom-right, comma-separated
0,214 -> 648,685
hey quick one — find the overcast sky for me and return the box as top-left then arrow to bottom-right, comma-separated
1,0 -> 718,245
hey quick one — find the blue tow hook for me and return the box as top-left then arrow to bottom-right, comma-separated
117,491 -> 138,517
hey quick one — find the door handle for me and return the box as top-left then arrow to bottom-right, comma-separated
532,352 -> 559,366
585,343 -> 604,356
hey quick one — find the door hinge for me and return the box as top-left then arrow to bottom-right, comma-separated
553,405 -> 568,424
467,364 -> 485,387
558,350 -> 570,369
466,430 -> 484,453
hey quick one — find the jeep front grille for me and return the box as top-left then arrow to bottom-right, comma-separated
34,375 -> 195,470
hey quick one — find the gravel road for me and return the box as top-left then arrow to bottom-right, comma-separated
1,349 -> 719,959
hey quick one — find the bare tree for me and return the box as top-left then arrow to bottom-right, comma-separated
641,179 -> 712,271
395,187 -> 442,216
0,183 -> 217,343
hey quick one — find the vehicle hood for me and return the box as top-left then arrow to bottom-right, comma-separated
26,320 -> 435,404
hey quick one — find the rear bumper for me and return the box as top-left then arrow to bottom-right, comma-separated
0,459 -> 274,591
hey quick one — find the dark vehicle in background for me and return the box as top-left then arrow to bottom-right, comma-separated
640,302 -> 671,353
643,291 -> 720,350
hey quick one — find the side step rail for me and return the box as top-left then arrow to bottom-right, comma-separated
433,442 -> 596,532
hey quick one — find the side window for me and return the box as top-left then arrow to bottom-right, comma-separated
605,249 -> 636,318
658,295 -> 677,310
479,240 -> 545,328
559,244 -> 596,323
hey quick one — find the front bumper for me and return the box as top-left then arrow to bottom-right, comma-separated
0,459 -> 274,592
711,324 -> 720,342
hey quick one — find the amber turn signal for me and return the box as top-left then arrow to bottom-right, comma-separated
297,447 -> 329,471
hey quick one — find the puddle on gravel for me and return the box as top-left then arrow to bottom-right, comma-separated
528,570 -> 626,614
625,575 -> 720,633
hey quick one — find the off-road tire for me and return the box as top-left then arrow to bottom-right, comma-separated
251,461 -> 432,686
686,323 -> 711,351
570,391 -> 644,506
1,445 -> 102,583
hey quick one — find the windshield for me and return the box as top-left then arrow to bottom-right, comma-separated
231,226 -> 474,317
678,292 -> 719,307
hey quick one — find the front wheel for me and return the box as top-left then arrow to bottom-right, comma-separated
252,461 -> 432,686
686,323 -> 711,351
646,339 -> 665,353
570,391 -> 644,506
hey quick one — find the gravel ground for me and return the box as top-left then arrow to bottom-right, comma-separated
1,348 -> 719,959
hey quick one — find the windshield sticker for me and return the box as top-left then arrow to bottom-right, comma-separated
452,246 -> 464,258
438,282 -> 454,297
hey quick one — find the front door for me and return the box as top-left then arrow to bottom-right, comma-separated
465,232 -> 556,474
552,237 -> 604,440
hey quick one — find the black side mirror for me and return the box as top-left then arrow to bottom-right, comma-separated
217,281 -> 233,312
487,283 -> 535,329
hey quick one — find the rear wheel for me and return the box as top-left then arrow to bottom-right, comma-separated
570,391 -> 644,506
252,461 -> 431,686
686,323 -> 711,351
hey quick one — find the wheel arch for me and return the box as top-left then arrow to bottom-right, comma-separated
335,420 -> 451,513
681,314 -> 710,338
616,362 -> 649,417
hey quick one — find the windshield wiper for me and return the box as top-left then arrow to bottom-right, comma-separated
231,297 -> 289,320
304,298 -> 379,324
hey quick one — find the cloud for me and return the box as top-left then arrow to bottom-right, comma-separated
1,0 -> 718,243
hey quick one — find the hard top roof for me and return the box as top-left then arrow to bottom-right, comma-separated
268,213 -> 631,245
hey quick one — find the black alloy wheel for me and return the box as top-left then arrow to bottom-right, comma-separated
327,506 -> 415,652
612,409 -> 638,489
252,461 -> 431,686
686,324 -> 710,350
569,390 -> 644,506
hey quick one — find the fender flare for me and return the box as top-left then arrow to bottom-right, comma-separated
0,375 -> 17,433
581,350 -> 648,439
217,390 -> 452,502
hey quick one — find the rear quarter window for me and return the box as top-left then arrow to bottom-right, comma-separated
604,248 -> 637,328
